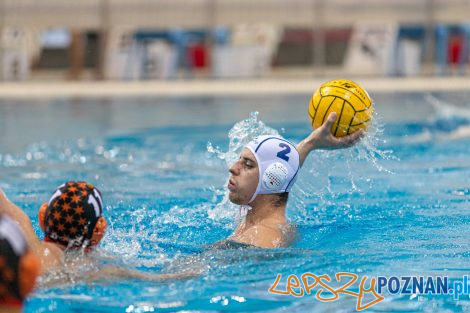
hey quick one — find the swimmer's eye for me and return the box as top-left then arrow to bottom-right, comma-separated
239,157 -> 255,169
244,161 -> 255,169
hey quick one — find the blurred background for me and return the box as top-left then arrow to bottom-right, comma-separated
1,0 -> 470,82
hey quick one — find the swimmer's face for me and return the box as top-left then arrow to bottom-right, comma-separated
228,148 -> 259,205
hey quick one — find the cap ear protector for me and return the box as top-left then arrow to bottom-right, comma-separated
262,162 -> 289,191
38,203 -> 47,232
90,216 -> 107,247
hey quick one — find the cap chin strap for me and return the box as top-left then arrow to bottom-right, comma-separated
246,146 -> 262,204
239,204 -> 252,217
247,190 -> 258,205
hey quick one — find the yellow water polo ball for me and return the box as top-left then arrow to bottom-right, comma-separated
308,79 -> 374,137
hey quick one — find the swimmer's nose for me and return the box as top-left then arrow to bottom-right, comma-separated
229,162 -> 239,175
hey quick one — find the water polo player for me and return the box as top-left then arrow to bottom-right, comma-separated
225,112 -> 364,248
0,181 -> 107,273
1,182 -> 198,283
0,214 -> 41,312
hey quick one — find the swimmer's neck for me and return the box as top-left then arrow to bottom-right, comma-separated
245,194 -> 286,227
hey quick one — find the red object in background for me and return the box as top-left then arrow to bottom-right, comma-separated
448,35 -> 463,64
188,44 -> 207,68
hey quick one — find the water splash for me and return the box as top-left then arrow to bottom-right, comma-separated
206,111 -> 396,225
354,112 -> 397,174
37,250 -> 101,289
5,97 -> 469,313
288,112 -> 396,224
206,112 -> 280,221
207,112 -> 279,168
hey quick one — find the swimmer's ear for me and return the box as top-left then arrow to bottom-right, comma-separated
90,216 -> 107,246
18,251 -> 41,299
38,203 -> 48,232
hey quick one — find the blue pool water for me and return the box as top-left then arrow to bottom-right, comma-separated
0,92 -> 470,312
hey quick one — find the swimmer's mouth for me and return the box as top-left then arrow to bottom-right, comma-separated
227,178 -> 236,190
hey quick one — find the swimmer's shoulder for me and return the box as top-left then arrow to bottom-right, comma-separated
39,242 -> 64,273
221,220 -> 298,249
255,221 -> 298,248
229,223 -> 283,249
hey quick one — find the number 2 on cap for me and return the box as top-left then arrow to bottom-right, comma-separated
277,143 -> 291,162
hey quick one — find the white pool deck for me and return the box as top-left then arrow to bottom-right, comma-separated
0,76 -> 469,99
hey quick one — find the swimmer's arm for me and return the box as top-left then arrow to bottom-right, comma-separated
93,265 -> 200,282
0,189 -> 40,246
0,189 -> 62,272
39,265 -> 200,289
297,112 -> 364,166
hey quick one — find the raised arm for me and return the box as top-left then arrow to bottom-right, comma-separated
297,112 -> 364,166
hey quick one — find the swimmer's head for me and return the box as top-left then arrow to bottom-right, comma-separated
228,135 -> 300,205
38,181 -> 107,250
0,214 -> 40,306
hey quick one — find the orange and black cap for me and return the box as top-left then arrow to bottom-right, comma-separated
39,181 -> 106,249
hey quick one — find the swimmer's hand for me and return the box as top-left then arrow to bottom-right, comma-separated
297,112 -> 365,166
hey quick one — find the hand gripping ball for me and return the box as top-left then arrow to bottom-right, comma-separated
308,79 -> 374,137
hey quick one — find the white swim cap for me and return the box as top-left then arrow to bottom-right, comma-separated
245,135 -> 300,203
